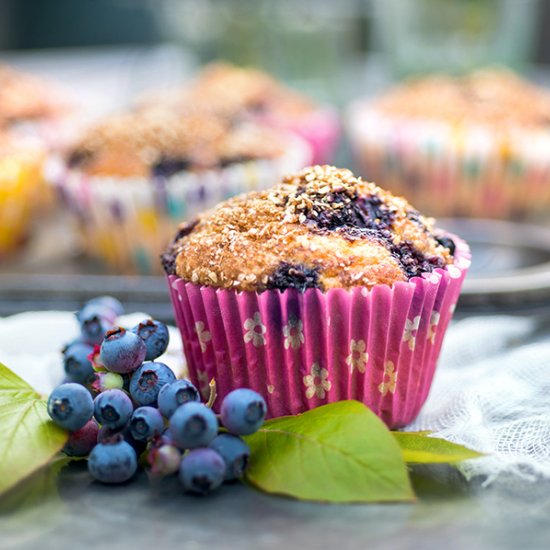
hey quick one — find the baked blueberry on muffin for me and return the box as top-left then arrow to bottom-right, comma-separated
165,165 -> 470,427
141,62 -> 339,165
348,68 -> 550,219
59,106 -> 310,274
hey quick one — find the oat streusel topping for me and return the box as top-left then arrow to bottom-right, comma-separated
164,165 -> 454,291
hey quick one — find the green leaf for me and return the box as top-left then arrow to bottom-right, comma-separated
0,363 -> 68,496
392,432 -> 484,464
244,401 -> 415,503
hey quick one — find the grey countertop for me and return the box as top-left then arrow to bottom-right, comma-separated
1,465 -> 549,550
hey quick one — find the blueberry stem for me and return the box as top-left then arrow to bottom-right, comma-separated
206,379 -> 217,409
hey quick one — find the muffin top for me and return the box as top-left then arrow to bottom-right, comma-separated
370,69 -> 550,129
139,62 -> 316,122
0,65 -> 69,127
66,106 -> 287,177
163,165 -> 455,291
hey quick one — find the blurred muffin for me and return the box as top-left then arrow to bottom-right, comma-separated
164,165 -> 470,427
141,62 -> 340,164
58,105 -> 311,274
348,68 -> 550,219
0,64 -> 83,219
0,64 -> 78,148
0,132 -> 45,256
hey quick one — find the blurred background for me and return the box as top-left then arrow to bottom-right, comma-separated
1,0 -> 548,107
2,0 -> 550,317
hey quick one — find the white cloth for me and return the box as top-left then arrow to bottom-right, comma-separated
0,311 -> 186,395
408,315 -> 550,485
0,311 -> 548,485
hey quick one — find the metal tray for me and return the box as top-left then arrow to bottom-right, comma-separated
440,219 -> 550,312
3,218 -> 550,318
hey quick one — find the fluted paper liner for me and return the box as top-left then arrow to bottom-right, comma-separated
167,236 -> 470,428
348,105 -> 550,219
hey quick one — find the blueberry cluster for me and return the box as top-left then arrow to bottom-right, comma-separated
47,296 -> 267,494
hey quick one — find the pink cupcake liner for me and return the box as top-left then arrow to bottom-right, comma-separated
166,235 -> 470,428
261,107 -> 340,165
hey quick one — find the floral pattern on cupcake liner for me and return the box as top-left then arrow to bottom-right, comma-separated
167,235 -> 470,428
346,339 -> 368,374
243,312 -> 267,347
283,315 -> 304,350
378,361 -> 397,396
303,363 -> 332,400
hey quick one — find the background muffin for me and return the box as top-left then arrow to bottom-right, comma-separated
0,64 -> 83,219
0,63 -> 82,152
0,132 -> 45,257
140,62 -> 340,165
348,68 -> 550,219
58,105 -> 311,274
165,165 -> 470,427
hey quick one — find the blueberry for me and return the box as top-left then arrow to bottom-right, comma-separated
436,236 -> 456,256
209,433 -> 250,480
129,406 -> 164,441
94,389 -> 133,430
97,425 -> 147,455
90,371 -> 125,393
63,419 -> 99,457
129,362 -> 175,406
78,303 -> 115,346
132,319 -> 170,361
97,425 -> 125,444
179,448 -> 225,494
88,440 -> 137,484
86,296 -> 124,317
169,402 -> 218,450
99,327 -> 147,374
47,383 -> 94,431
157,379 -> 200,418
147,443 -> 182,476
220,388 -> 267,435
266,262 -> 321,292
62,342 -> 95,385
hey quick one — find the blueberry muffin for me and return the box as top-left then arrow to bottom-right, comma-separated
0,65 -> 68,128
165,165 -> 470,427
59,106 -> 310,274
348,68 -> 550,218
0,64 -> 79,149
141,62 -> 339,164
